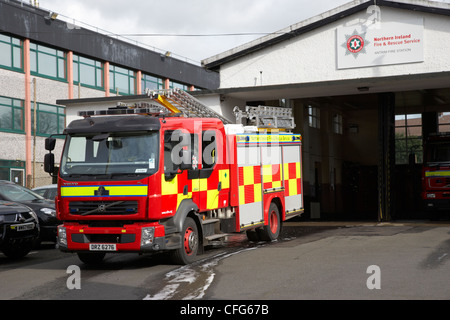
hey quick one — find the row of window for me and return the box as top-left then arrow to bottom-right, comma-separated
307,106 -> 430,164
308,106 -> 343,135
395,113 -> 423,164
0,95 -> 65,136
0,33 -> 193,95
394,113 -> 450,164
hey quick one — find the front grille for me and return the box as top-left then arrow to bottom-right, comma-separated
69,201 -> 138,216
2,211 -> 34,223
71,233 -> 135,244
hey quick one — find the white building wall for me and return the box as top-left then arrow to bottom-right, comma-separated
219,7 -> 450,89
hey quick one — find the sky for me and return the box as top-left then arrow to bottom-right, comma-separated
37,0 -> 450,65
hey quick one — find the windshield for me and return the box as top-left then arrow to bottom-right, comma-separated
425,141 -> 450,164
0,183 -> 44,202
60,131 -> 159,178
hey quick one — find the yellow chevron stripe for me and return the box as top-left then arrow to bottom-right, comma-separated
425,171 -> 450,177
61,185 -> 148,197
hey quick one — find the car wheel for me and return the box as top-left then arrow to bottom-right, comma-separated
2,242 -> 33,259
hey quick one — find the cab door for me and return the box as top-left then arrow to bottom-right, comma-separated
194,128 -> 229,212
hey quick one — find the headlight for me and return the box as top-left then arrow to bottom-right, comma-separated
141,227 -> 155,247
41,207 -> 56,217
426,193 -> 436,199
58,226 -> 67,246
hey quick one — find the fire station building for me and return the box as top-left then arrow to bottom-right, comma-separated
0,0 -> 218,188
198,0 -> 450,221
2,0 -> 450,222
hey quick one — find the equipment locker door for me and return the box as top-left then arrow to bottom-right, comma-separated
282,144 -> 303,213
236,136 -> 263,229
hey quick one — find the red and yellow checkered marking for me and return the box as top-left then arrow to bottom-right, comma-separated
284,162 -> 301,197
262,164 -> 282,190
161,174 -> 191,212
238,166 -> 262,205
238,162 -> 301,205
161,169 -> 230,213
194,169 -> 230,209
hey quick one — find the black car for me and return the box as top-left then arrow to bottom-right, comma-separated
0,201 -> 39,258
32,184 -> 57,200
0,180 -> 58,243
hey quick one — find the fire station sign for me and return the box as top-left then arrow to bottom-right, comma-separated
337,10 -> 423,69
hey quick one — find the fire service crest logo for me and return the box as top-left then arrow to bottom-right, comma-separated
341,30 -> 370,58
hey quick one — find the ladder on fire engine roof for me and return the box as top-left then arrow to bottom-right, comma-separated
146,88 -> 232,124
233,105 -> 296,130
78,88 -> 295,130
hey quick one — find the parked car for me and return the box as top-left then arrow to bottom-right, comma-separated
0,201 -> 39,258
0,180 -> 58,243
32,184 -> 57,201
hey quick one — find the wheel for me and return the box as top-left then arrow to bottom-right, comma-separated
170,217 -> 199,265
77,252 -> 106,265
246,229 -> 260,242
258,202 -> 281,241
1,242 -> 32,259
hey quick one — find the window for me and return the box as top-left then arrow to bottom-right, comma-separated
73,54 -> 103,89
30,43 -> 66,81
169,81 -> 188,91
0,96 -> 24,133
438,112 -> 450,133
0,34 -> 23,71
164,130 -> 198,175
202,130 -> 216,170
31,103 -> 65,136
60,132 -> 159,178
333,114 -> 343,134
109,65 -> 136,95
0,160 -> 25,182
395,113 -> 422,164
308,106 -> 320,129
142,74 -> 163,91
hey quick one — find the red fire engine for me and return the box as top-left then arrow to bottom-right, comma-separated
422,133 -> 450,217
44,89 -> 303,264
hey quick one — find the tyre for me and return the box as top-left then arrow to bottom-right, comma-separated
258,202 -> 281,241
246,229 -> 260,242
1,242 -> 33,259
170,217 -> 199,265
77,252 -> 106,265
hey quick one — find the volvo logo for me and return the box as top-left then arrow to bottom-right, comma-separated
98,204 -> 106,212
94,186 -> 110,196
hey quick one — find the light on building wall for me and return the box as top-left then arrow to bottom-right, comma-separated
160,51 -> 171,61
45,11 -> 58,21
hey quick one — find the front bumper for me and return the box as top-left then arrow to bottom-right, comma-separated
0,222 -> 39,247
57,222 -> 181,253
424,198 -> 450,211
